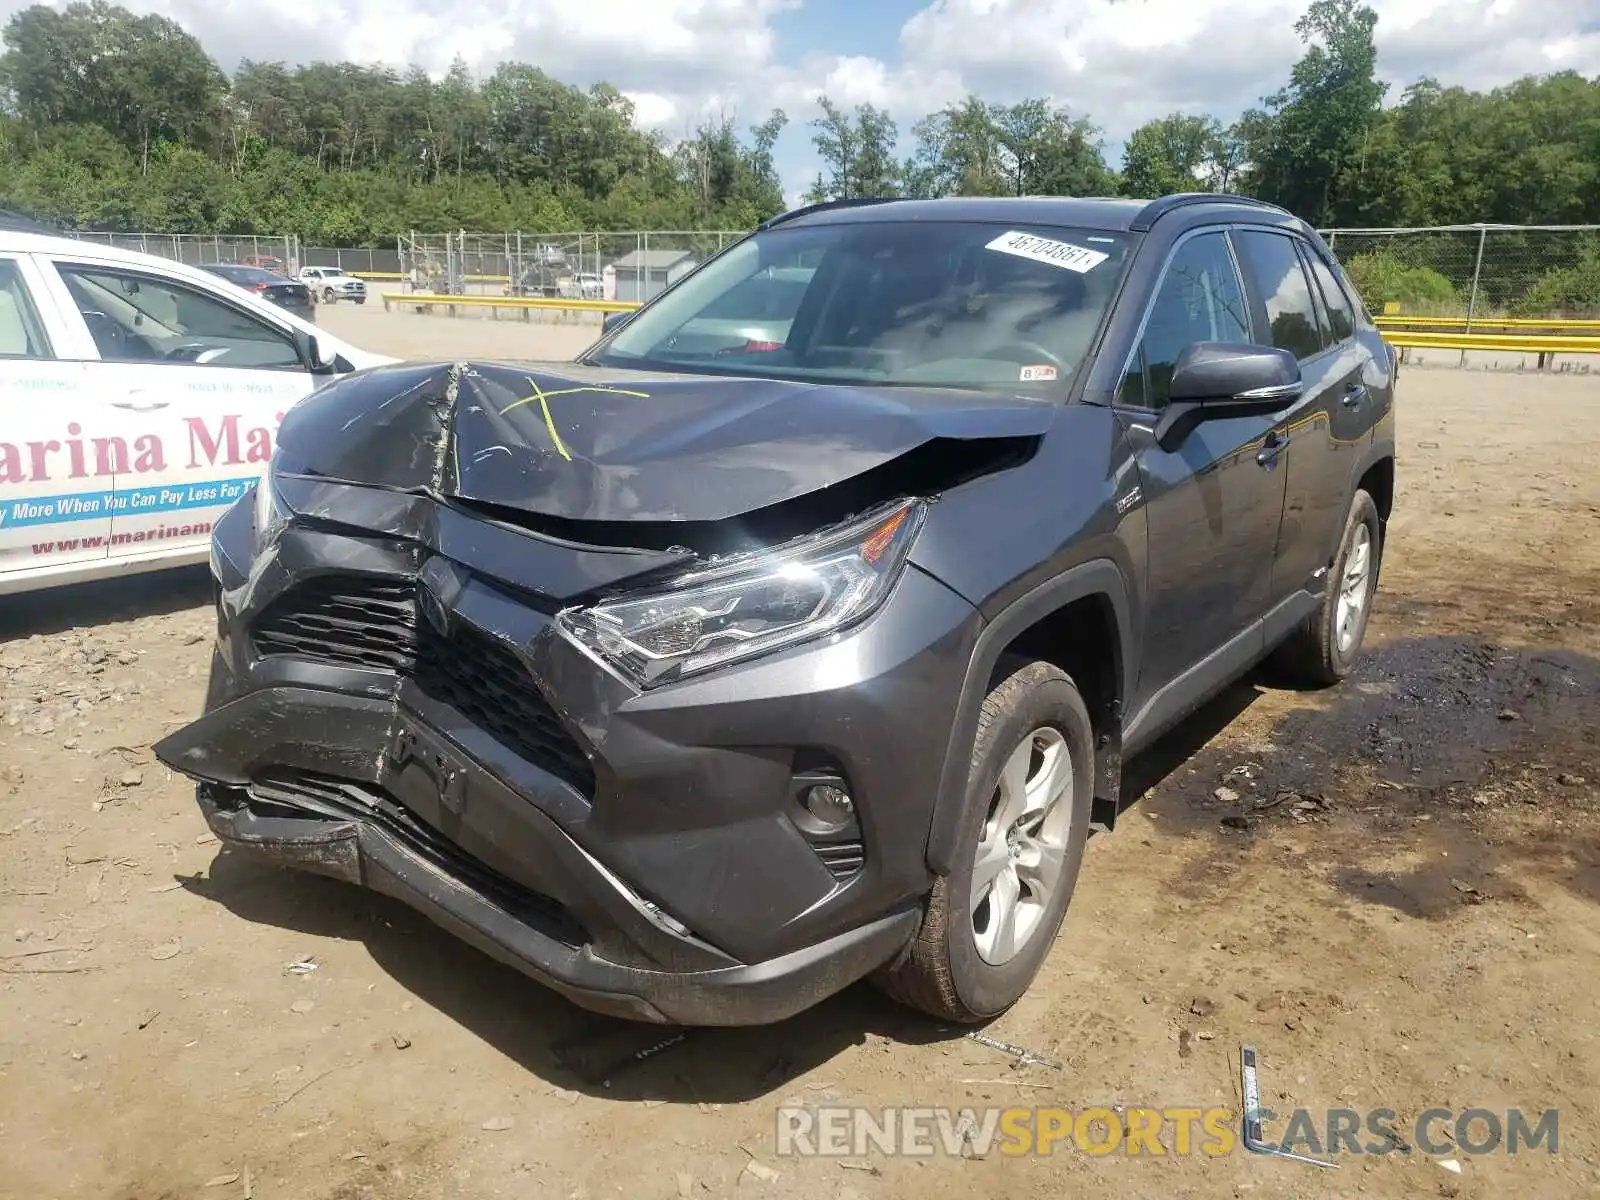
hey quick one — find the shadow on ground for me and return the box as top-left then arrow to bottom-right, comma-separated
0,565 -> 213,640
181,848 -> 950,1106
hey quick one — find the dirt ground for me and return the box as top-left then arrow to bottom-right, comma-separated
3,309 -> 1599,1200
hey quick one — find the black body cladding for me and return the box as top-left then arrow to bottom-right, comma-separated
155,194 -> 1396,1025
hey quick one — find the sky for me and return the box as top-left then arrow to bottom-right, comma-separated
4,0 -> 1599,209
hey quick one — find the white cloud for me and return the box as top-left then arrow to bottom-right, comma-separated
0,0 -> 799,91
892,0 -> 1600,143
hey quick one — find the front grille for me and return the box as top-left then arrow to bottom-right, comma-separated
250,574 -> 593,794
414,621 -> 595,794
247,769 -> 587,945
252,576 -> 418,671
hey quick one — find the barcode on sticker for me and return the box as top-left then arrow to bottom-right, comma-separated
986,231 -> 1109,274
1020,364 -> 1057,382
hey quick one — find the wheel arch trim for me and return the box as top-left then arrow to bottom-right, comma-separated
924,559 -> 1135,875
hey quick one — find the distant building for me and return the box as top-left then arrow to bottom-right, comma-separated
609,248 -> 696,303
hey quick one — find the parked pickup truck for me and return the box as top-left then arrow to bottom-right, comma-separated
298,266 -> 367,305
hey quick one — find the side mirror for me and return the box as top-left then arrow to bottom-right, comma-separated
1156,342 -> 1301,450
602,310 -> 633,336
292,327 -> 335,375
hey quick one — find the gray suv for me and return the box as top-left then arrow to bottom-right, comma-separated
155,194 -> 1396,1026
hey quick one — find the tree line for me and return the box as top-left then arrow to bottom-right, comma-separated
0,0 -> 789,239
1,0 -> 1598,251
809,0 -> 1599,230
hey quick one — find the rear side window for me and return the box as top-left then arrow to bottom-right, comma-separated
1119,231 -> 1250,410
0,260 -> 52,358
1305,249 -> 1356,342
1233,230 -> 1323,361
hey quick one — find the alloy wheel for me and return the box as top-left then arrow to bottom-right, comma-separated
970,726 -> 1077,965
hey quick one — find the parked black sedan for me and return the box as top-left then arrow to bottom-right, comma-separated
200,263 -> 315,314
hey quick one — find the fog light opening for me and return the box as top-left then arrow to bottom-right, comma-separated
804,783 -> 855,830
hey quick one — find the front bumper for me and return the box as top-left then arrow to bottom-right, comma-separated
156,487 -> 980,1024
185,714 -> 918,1024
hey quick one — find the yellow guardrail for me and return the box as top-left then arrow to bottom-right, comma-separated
1376,315 -> 1600,332
1382,330 -> 1600,355
382,292 -> 641,316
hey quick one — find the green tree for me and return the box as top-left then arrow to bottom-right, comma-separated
1121,113 -> 1225,197
1238,0 -> 1387,225
902,96 -> 1116,198
805,97 -> 900,200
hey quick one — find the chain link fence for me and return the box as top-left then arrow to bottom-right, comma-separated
395,231 -> 744,300
1321,225 -> 1600,322
67,232 -> 303,273
299,246 -> 402,276
75,224 -> 1598,322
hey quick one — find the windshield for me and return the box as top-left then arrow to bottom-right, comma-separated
588,221 -> 1134,389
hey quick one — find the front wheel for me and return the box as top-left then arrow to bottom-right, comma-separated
875,660 -> 1094,1022
1274,488 -> 1382,685
323,287 -> 337,303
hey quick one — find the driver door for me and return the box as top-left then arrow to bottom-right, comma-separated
1114,229 -> 1290,729
40,257 -> 318,561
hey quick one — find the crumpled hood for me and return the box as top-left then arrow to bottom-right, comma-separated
274,360 -> 1054,524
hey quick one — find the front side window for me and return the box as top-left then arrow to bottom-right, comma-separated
1233,230 -> 1323,361
55,264 -> 302,369
1118,232 -> 1250,410
588,222 -> 1135,391
0,260 -> 53,358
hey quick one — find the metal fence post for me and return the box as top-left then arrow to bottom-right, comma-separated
1465,224 -> 1487,334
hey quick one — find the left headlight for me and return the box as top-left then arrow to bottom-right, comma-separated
559,499 -> 927,688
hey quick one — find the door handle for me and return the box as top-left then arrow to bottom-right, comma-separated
1256,430 -> 1288,468
111,400 -> 170,412
1341,384 -> 1367,408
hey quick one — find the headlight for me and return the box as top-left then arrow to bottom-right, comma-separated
252,466 -> 289,549
559,499 -> 927,687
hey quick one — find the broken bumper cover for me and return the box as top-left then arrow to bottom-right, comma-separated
155,493 -> 979,1024
191,766 -> 918,1026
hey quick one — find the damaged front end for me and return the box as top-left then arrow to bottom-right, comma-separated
155,360 -> 1045,1024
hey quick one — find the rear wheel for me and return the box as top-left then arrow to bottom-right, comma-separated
875,660 -> 1093,1022
1274,488 -> 1382,685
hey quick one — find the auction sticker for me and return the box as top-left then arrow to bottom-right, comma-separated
986,230 -> 1109,273
1019,364 -> 1058,382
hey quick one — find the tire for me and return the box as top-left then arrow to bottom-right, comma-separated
354,297 -> 366,305
1274,488 -> 1382,685
323,287 -> 337,303
875,660 -> 1094,1022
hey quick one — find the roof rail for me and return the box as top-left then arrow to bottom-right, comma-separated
0,208 -> 60,235
1129,193 -> 1291,232
758,196 -> 900,230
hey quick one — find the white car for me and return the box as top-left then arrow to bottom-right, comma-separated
0,225 -> 392,597
298,266 -> 368,304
